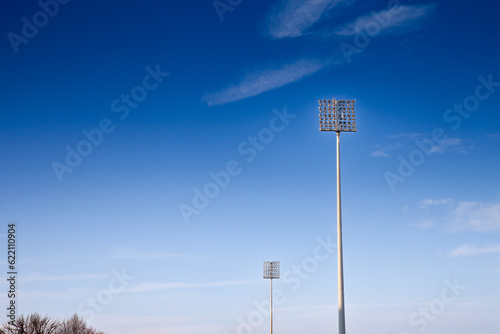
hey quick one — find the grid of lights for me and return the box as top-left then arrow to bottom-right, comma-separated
263,261 -> 280,279
318,99 -> 356,132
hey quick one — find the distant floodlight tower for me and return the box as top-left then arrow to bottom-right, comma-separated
263,261 -> 280,334
318,99 -> 356,334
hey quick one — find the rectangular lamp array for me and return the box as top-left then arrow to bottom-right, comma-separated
318,99 -> 357,132
263,261 -> 280,279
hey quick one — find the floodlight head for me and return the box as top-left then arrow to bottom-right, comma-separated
318,98 -> 357,132
263,261 -> 280,279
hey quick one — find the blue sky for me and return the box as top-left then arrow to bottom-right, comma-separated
1,0 -> 499,333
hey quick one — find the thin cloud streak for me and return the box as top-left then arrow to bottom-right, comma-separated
202,59 -> 329,106
416,198 -> 500,232
371,143 -> 402,157
373,134 -> 469,158
267,0 -> 349,39
112,250 -> 194,260
127,280 -> 253,293
371,150 -> 390,157
419,198 -> 454,210
451,201 -> 500,232
335,4 -> 436,37
22,272 -> 108,282
388,133 -> 422,140
430,137 -> 471,154
449,244 -> 500,257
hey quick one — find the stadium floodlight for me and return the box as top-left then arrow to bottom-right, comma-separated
318,99 -> 356,132
318,98 -> 357,334
263,261 -> 280,334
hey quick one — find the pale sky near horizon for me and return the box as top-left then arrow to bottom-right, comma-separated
1,0 -> 499,333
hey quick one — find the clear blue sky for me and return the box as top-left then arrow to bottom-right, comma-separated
1,0 -> 499,333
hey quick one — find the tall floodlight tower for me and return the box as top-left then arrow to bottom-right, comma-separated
263,261 -> 280,334
318,99 -> 356,334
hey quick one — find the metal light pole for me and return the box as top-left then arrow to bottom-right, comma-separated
263,261 -> 280,334
318,99 -> 356,334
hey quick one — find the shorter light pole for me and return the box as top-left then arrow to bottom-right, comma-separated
263,261 -> 280,334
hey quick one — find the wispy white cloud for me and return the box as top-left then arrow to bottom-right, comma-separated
22,272 -> 108,282
416,198 -> 500,232
373,134 -> 471,158
451,201 -> 500,232
371,150 -> 390,158
418,198 -> 454,210
430,137 -> 472,154
334,4 -> 436,37
412,198 -> 453,229
127,280 -> 253,293
112,250 -> 194,260
388,133 -> 422,140
449,244 -> 500,257
202,59 -> 329,106
412,219 -> 433,229
267,0 -> 349,39
371,143 -> 402,157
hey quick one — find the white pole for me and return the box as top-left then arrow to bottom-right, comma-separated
336,131 -> 346,334
270,278 -> 273,334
